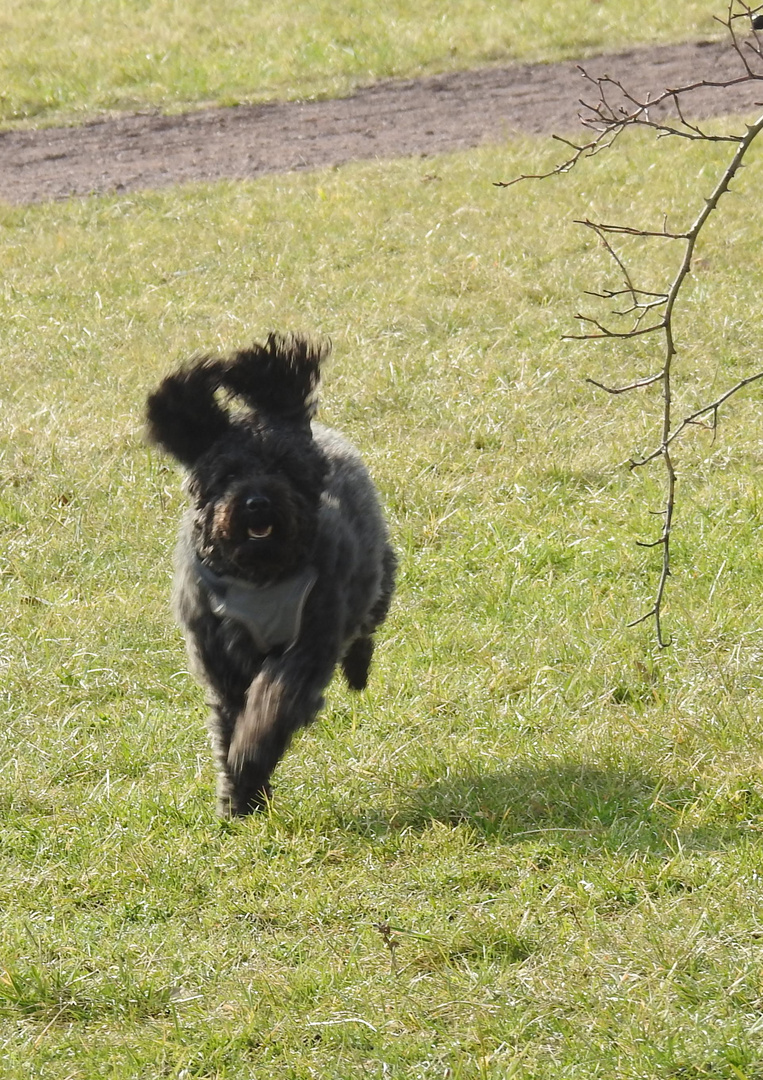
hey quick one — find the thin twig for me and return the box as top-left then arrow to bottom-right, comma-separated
586,372 -> 663,395
632,371 -> 763,467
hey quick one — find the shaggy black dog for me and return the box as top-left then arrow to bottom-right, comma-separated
146,333 -> 396,816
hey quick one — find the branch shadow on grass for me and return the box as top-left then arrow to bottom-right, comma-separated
338,761 -> 719,853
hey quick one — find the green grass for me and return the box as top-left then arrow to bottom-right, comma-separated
1,120 -> 763,1077
0,0 -> 728,128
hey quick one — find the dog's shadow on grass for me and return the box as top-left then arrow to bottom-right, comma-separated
339,762 -> 712,852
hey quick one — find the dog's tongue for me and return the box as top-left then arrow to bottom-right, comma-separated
247,525 -> 273,539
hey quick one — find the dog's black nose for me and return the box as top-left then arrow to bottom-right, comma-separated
245,495 -> 271,514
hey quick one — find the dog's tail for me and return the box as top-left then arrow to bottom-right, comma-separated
222,332 -> 330,426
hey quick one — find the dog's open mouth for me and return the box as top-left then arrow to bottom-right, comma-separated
247,524 -> 273,539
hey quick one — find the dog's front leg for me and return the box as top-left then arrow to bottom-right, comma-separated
221,644 -> 338,816
208,699 -> 271,817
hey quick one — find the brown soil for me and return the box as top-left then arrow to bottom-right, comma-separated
1,40 -> 761,205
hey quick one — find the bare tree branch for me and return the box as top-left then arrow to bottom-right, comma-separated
501,0 -> 763,646
495,2 -> 763,190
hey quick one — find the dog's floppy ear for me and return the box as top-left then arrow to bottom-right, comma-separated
146,357 -> 231,467
221,332 -> 330,426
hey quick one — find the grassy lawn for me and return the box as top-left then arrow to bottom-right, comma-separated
1,113 -> 763,1076
0,0 -> 728,128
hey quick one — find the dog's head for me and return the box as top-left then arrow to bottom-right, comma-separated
146,333 -> 331,583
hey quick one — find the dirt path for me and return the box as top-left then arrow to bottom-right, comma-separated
1,40 -> 761,205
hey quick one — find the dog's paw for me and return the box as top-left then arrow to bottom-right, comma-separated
217,776 -> 273,817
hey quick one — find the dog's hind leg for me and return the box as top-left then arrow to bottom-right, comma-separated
369,545 -> 397,631
342,545 -> 397,691
341,636 -> 374,690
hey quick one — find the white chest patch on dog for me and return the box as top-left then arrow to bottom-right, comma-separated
194,558 -> 317,653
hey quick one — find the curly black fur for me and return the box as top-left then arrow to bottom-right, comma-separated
220,332 -> 327,426
147,333 -> 396,816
